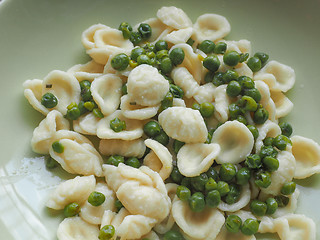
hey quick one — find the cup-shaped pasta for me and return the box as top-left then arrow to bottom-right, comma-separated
255,80 -> 271,107
49,130 -> 103,177
172,98 -> 186,107
271,188 -> 300,218
120,95 -> 160,120
217,54 -> 253,79
171,67 -> 200,98
31,110 -> 70,154
73,112 -> 100,135
265,98 -> 277,123
79,182 -> 116,225
67,60 -> 104,82
136,18 -> 172,43
23,79 -> 49,115
193,83 -> 216,104
255,120 -> 281,153
253,60 -> 295,92
172,199 -> 225,240
127,64 -> 169,106
158,107 -> 208,143
211,121 -> 254,164
224,39 -> 252,55
212,85 -> 231,123
42,70 -> 81,115
177,143 -> 220,177
99,138 -> 146,158
91,74 -> 122,116
140,231 -> 160,240
291,135 -> 320,179
215,226 -> 256,240
157,6 -> 192,29
270,90 -> 293,119
193,14 -> 231,43
97,110 -> 144,140
163,27 -> 193,45
81,23 -> 110,50
143,139 -> 173,180
46,175 -> 96,210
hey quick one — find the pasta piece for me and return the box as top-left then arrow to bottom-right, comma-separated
217,54 -> 253,79
212,85 -> 231,123
172,199 -> 225,240
57,216 -> 99,240
265,98 -> 278,123
215,226 -> 256,240
73,112 -> 100,135
253,60 -> 295,92
127,64 -> 169,106
139,231 -> 160,240
223,39 -> 252,55
31,110 -> 70,154
177,143 -> 220,177
171,67 -> 200,98
91,74 -> 123,116
193,14 -> 231,43
80,182 -> 116,225
99,138 -> 146,158
211,121 -> 254,164
291,135 -> 320,179
23,79 -> 49,115
270,90 -> 294,119
193,83 -> 216,104
163,27 -> 193,45
143,139 -> 173,180
157,6 -> 192,29
138,18 -> 172,43
67,60 -> 104,82
46,175 -> 96,210
158,107 -> 208,143
42,70 -> 81,115
97,110 -> 144,140
255,80 -> 271,107
120,95 -> 159,120
255,120 -> 281,153
272,188 -> 300,218
81,23 -> 110,49
172,98 -> 186,107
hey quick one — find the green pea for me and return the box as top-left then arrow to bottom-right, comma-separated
160,92 -> 173,110
191,102 -> 201,111
156,49 -> 169,60
118,22 -> 132,39
223,70 -> 239,83
241,218 -> 260,235
236,167 -> 251,185
160,57 -> 173,74
224,184 -> 241,204
163,75 -> 174,84
99,225 -> 115,240
203,55 -> 220,72
212,72 -> 224,86
110,117 -> 126,132
114,199 -> 123,212
189,192 -> 205,212
79,80 -> 91,90
181,177 -> 192,189
279,122 -> 293,137
154,130 -> 169,145
239,53 -> 249,62
169,48 -> 185,65
253,107 -> 269,124
275,195 -> 290,207
171,166 -> 184,183
155,40 -> 168,51
205,177 -> 218,192
226,215 -> 242,233
219,163 -> 237,182
223,50 -> 240,66
186,37 -> 195,46
243,88 -> 262,103
254,52 -> 269,66
204,71 -> 215,83
247,56 -> 262,72
259,145 -> 278,159
92,108 -> 104,118
247,125 -> 259,139
143,42 -> 155,52
205,130 -> 213,144
88,191 -> 106,207
106,155 -> 124,166
237,115 -> 247,125
245,154 -> 261,169
226,80 -> 241,97
146,51 -> 155,59
125,157 -> 141,168
67,102 -> 77,110
281,181 -> 296,195
238,76 -> 255,89
173,139 -> 185,154
214,42 -> 227,54
191,173 -> 209,192
250,200 -> 267,216
41,92 -> 58,108
263,137 -> 274,146
206,167 -> 219,182
228,103 -> 242,119
272,134 -> 291,151
137,54 -> 151,65
200,102 -> 215,118
78,100 -> 87,115
206,189 -> 221,208
84,101 -> 95,111
254,171 -> 271,188
121,84 -> 127,95
169,84 -> 184,98
131,47 -> 146,61
163,230 -> 184,240
176,185 -> 191,202
130,31 -> 142,45
239,96 -> 257,112
138,23 -> 152,39
64,202 -> 80,217
111,53 -> 130,71
217,181 -> 230,197
198,40 -> 215,54
45,156 -> 59,169
52,141 -> 64,153
81,87 -> 92,101
262,156 -> 279,172
266,197 -> 278,215
143,120 -> 161,137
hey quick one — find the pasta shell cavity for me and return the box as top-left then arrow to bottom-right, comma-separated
81,24 -> 110,50
157,6 -> 192,29
211,121 -> 254,164
255,120 -> 281,153
99,138 -> 146,158
163,27 -> 194,45
67,60 -> 104,82
73,112 -> 99,135
212,85 -> 231,123
158,107 -> 208,143
177,143 -> 220,177
127,64 -> 169,106
23,79 -> 49,115
171,67 -> 200,98
270,90 -> 294,119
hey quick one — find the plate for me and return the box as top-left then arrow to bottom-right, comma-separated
0,0 -> 320,239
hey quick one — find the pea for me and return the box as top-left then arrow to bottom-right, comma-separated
191,173 -> 209,192
214,42 -> 227,54
241,218 -> 260,235
81,87 -> 92,101
173,139 -> 185,154
143,121 -> 161,137
125,157 -> 141,168
247,56 -> 262,72
155,40 -> 168,51
143,42 -> 155,52
223,50 -> 240,66
131,47 -> 146,61
204,71 -> 215,83
130,31 -> 142,45
205,130 -> 213,144
169,84 -> 184,98
79,80 -> 91,90
219,163 -> 237,182
160,92 -> 173,110
228,103 -> 242,119
200,102 -> 215,118
176,185 -> 191,202
156,49 -> 169,60
217,181 -> 230,197
110,117 -> 126,132
163,75 -> 174,84
253,107 -> 269,124
64,202 -> 80,217
121,84 -> 128,96
259,145 -> 278,159
237,115 -> 247,125
247,125 -> 259,139
198,40 -> 215,54
275,195 -> 290,207
223,70 -> 239,83
163,230 -> 184,240
84,101 -> 95,111
250,200 -> 267,216
212,72 -> 224,86
45,156 -> 59,169
243,88 -> 262,103
206,167 -> 219,181
245,154 -> 261,169
78,100 -> 87,115
52,141 -> 64,153
192,102 -> 201,111
154,130 -> 169,146
169,48 -> 185,65
279,122 -> 293,137
181,177 -> 192,189
272,135 -> 291,151
41,92 -> 58,108
99,225 -> 115,240
281,181 -> 296,195
118,22 -> 132,39
226,80 -> 241,97
106,155 -> 124,166
160,57 -> 173,74
238,76 -> 255,89
263,137 -> 274,146
266,197 -> 278,215
203,55 -> 220,72
236,167 -> 251,185
138,23 -> 152,39
170,166 -> 183,184
254,171 -> 271,188
186,37 -> 195,46
88,191 -> 106,207
239,53 -> 249,62
225,215 -> 242,233
262,156 -> 279,172
254,52 -> 269,66
137,54 -> 151,65
92,108 -> 104,118
239,96 -> 258,112
111,53 -> 129,71
224,184 -> 241,204
205,177 -> 218,192
206,190 -> 221,208
114,199 -> 123,212
189,192 -> 205,212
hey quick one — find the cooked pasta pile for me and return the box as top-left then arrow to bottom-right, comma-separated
23,6 -> 319,240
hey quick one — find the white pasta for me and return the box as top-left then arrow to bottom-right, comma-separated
67,60 -> 104,82
81,23 -> 110,50
271,188 -> 300,218
171,67 -> 200,98
163,27 -> 193,45
157,6 -> 192,29
255,120 -> 281,153
270,90 -> 294,119
139,18 -> 172,43
212,85 -> 231,123
99,138 -> 146,158
193,83 -> 216,104
23,79 -> 49,115
73,112 -> 99,135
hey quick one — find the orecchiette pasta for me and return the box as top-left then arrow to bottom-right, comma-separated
212,85 -> 231,123
171,67 -> 200,98
254,120 -> 281,153
157,6 -> 192,29
270,90 -> 294,119
73,112 -> 99,135
99,138 -> 146,158
23,79 -> 49,115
